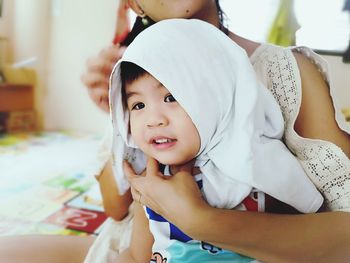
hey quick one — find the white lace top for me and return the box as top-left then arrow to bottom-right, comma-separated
250,44 -> 350,211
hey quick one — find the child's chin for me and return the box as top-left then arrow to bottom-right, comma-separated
156,159 -> 174,166
156,158 -> 185,167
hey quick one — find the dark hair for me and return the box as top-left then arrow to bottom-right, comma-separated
215,0 -> 224,25
120,61 -> 148,107
120,16 -> 155,47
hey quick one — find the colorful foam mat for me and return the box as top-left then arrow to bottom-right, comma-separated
0,131 -> 107,236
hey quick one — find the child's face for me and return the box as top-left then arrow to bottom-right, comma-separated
125,74 -> 200,166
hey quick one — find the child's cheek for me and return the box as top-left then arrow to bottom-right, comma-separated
129,120 -> 143,149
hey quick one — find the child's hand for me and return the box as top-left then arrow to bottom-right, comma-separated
81,45 -> 126,112
123,157 -> 207,228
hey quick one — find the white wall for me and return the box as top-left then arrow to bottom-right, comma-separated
2,0 -> 122,134
0,0 -> 14,67
323,55 -> 350,109
0,0 -> 13,36
10,0 -> 51,129
44,0 -> 118,133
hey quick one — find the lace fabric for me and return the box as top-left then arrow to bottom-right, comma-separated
250,44 -> 350,211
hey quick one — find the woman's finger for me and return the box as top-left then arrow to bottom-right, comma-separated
116,46 -> 127,58
124,161 -> 146,193
123,160 -> 137,179
130,186 -> 141,204
146,156 -> 160,177
99,45 -> 123,62
84,86 -> 109,113
81,71 -> 109,89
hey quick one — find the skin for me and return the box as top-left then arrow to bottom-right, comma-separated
125,73 -> 200,166
126,159 -> 350,263
97,159 -> 133,220
81,45 -> 127,113
129,0 -> 219,25
293,52 -> 350,157
0,235 -> 95,263
115,202 -> 153,263
118,158 -> 198,263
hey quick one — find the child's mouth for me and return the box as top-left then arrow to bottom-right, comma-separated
151,137 -> 177,149
153,138 -> 176,144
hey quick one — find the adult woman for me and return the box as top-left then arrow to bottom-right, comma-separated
84,0 -> 350,262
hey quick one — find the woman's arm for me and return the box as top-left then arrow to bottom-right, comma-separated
293,51 -> 350,158
186,206 -> 350,263
98,159 -> 133,221
116,203 -> 154,263
126,158 -> 350,263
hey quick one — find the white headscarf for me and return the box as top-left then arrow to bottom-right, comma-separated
110,19 -> 323,212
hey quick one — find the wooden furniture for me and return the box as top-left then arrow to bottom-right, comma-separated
0,83 -> 36,133
0,84 -> 34,111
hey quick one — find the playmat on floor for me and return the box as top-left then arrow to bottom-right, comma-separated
0,131 -> 107,236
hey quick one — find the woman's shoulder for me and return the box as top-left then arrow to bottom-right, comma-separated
249,43 -> 301,97
250,43 -> 294,65
250,44 -> 350,211
250,44 -> 332,95
250,44 -> 329,77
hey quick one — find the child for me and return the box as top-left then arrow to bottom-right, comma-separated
110,19 -> 323,262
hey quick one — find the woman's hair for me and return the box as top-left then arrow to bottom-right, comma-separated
120,61 -> 148,107
120,1 -> 224,47
120,16 -> 155,46
215,0 -> 224,26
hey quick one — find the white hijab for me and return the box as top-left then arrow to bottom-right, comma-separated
110,19 -> 323,212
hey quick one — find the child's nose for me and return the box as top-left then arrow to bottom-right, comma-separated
146,111 -> 168,128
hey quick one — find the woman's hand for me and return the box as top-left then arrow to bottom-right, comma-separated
124,157 -> 208,227
124,158 -> 350,263
81,45 -> 126,112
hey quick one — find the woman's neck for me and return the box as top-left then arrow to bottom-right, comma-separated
227,31 -> 261,58
191,1 -> 261,58
192,1 -> 221,29
169,164 -> 201,176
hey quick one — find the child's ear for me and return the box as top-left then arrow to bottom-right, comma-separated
128,0 -> 144,16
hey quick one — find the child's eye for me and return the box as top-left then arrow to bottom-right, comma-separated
131,102 -> 145,110
164,94 -> 176,103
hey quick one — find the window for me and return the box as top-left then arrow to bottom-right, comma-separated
221,0 -> 350,54
295,0 -> 349,53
